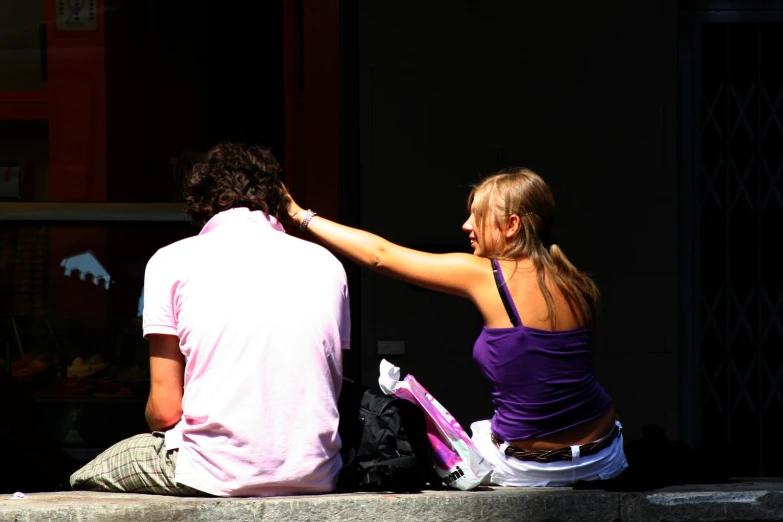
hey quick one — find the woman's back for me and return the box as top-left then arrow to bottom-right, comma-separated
473,258 -> 615,449
477,259 -> 583,331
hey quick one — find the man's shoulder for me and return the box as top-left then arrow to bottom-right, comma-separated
285,235 -> 346,275
146,235 -> 200,268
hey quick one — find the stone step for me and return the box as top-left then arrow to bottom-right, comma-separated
1,481 -> 782,522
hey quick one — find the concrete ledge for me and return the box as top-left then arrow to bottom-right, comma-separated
1,481 -> 782,522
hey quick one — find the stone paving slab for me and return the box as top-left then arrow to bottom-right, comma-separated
0,481 -> 782,522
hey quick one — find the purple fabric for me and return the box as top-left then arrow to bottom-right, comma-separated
472,260 -> 612,441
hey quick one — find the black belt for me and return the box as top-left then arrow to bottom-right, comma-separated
491,422 -> 622,463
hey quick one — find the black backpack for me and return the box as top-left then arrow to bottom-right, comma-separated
337,379 -> 440,492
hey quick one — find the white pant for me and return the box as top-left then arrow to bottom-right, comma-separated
470,419 -> 628,487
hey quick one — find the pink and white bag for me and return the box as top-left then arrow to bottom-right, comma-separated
378,359 -> 492,490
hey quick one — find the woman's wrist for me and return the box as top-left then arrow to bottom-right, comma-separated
299,209 -> 317,231
288,205 -> 307,226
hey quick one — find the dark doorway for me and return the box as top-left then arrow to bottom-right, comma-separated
680,3 -> 783,476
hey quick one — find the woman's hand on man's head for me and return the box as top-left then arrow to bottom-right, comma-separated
280,184 -> 307,227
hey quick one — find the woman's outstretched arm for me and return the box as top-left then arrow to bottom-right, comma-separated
287,195 -> 484,298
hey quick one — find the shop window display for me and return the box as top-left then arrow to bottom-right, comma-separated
0,218 -> 195,462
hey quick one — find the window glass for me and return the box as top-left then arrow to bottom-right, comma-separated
0,219 -> 196,455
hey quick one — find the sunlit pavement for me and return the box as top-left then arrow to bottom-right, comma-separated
1,480 -> 782,522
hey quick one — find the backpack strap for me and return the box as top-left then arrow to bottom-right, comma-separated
360,456 -> 423,489
360,456 -> 419,471
491,259 -> 521,327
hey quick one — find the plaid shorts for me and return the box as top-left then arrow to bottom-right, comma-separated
70,432 -> 208,496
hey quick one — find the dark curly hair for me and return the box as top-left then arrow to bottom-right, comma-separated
184,141 -> 286,227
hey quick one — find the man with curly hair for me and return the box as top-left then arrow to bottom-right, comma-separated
70,142 -> 351,497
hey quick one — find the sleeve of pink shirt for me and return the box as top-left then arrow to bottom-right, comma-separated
142,250 -> 179,339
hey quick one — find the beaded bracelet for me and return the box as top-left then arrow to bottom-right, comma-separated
300,209 -> 317,231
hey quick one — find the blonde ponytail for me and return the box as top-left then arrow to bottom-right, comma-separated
546,243 -> 599,327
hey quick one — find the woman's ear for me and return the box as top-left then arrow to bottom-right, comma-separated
505,214 -> 520,238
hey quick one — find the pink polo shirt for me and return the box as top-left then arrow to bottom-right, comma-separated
142,208 -> 350,497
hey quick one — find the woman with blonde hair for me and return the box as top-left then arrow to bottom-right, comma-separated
285,168 -> 627,486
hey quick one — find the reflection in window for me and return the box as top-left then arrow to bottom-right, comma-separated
60,250 -> 111,290
137,287 -> 144,318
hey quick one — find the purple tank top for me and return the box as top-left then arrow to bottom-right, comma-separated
472,259 -> 612,441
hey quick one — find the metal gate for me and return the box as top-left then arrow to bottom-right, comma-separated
680,4 -> 783,476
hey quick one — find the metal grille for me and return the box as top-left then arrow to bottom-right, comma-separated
698,22 -> 783,476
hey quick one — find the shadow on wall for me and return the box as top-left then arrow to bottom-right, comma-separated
575,424 -> 731,491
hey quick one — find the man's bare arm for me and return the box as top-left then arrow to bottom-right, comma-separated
145,334 -> 185,432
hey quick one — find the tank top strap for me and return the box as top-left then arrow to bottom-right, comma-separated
490,259 -> 523,327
